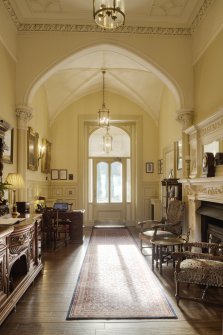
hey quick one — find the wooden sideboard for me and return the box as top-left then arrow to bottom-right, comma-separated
0,214 -> 43,325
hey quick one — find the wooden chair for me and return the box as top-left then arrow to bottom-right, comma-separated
138,199 -> 185,255
42,209 -> 70,249
173,241 -> 223,305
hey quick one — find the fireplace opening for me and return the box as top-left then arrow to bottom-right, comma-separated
9,255 -> 28,292
197,201 -> 223,243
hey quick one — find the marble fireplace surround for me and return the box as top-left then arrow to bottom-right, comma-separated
180,109 -> 223,242
180,177 -> 223,241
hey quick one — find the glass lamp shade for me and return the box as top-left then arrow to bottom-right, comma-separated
103,128 -> 113,153
98,107 -> 110,127
6,173 -> 25,217
93,0 -> 125,29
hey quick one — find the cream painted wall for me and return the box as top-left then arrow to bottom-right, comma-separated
0,1 -> 17,61
27,86 -> 51,182
159,86 -> 181,153
159,86 -> 181,178
0,40 -> 17,179
16,32 -> 193,110
143,112 -> 159,180
192,0 -> 223,64
50,91 -> 158,182
194,29 -> 223,123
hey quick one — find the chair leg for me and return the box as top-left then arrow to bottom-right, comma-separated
201,285 -> 209,300
175,281 -> 180,304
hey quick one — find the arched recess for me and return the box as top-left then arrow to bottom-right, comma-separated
24,42 -> 183,225
25,42 -> 184,116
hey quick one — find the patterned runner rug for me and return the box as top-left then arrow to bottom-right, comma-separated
67,228 -> 176,319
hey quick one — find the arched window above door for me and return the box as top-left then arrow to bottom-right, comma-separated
89,126 -> 130,157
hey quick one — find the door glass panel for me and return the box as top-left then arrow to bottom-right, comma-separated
126,158 -> 131,202
97,162 -> 109,203
110,162 -> 122,203
88,159 -> 93,202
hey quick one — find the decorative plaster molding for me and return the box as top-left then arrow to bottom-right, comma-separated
176,109 -> 193,130
182,178 -> 223,203
16,105 -> 33,130
199,117 -> 223,138
16,23 -> 192,36
2,0 -> 213,36
190,0 -> 215,33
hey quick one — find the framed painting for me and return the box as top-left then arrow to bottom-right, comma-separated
51,169 -> 59,180
27,127 -> 39,171
59,169 -> 67,180
3,128 -> 14,164
158,159 -> 163,174
41,138 -> 51,174
146,162 -> 154,173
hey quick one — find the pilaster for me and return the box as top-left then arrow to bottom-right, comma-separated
16,106 -> 33,201
176,109 -> 193,179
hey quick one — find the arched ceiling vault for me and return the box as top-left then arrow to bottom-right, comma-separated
28,45 -> 182,125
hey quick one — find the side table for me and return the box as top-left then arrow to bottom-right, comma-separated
151,237 -> 185,275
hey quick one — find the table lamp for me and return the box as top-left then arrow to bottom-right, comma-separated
6,173 -> 25,218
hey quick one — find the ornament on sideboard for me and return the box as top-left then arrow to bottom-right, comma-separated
202,152 -> 215,177
215,152 -> 223,166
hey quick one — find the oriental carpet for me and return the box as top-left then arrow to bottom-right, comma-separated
67,228 -> 176,320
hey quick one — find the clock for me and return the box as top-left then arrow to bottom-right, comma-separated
202,152 -> 215,177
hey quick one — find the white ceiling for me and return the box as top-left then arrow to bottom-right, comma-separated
6,0 -> 206,124
9,0 -> 204,27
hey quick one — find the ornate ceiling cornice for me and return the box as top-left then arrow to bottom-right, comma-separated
2,0 -> 214,36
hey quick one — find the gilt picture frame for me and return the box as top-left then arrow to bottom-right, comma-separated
158,159 -> 163,174
27,127 -> 39,171
41,138 -> 51,174
3,128 -> 14,164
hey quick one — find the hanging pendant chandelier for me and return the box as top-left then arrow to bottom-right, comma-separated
103,127 -> 113,153
98,69 -> 110,127
93,0 -> 125,30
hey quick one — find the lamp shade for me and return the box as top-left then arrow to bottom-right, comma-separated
6,173 -> 25,190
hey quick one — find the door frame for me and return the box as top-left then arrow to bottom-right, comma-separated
78,116 -> 143,227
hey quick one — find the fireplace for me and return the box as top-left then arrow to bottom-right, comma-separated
197,202 -> 223,243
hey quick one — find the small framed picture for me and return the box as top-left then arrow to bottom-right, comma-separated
146,162 -> 154,173
59,169 -> 67,180
68,173 -> 74,180
158,159 -> 163,174
51,169 -> 59,180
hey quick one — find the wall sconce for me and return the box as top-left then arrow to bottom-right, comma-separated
6,173 -> 25,217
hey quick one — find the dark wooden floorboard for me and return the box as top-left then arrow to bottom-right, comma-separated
0,227 -> 222,335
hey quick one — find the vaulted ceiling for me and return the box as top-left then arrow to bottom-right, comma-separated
5,0 -> 207,123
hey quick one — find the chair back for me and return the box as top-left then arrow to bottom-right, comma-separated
166,199 -> 185,236
42,209 -> 58,231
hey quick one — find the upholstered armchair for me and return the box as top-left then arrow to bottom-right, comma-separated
173,241 -> 223,304
138,199 -> 185,255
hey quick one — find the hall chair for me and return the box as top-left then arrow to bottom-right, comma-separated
173,241 -> 223,305
42,209 -> 70,249
138,199 -> 185,255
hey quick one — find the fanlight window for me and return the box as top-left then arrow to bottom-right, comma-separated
89,126 -> 130,157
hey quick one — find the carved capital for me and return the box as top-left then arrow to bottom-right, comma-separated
16,106 -> 33,130
176,109 -> 193,130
